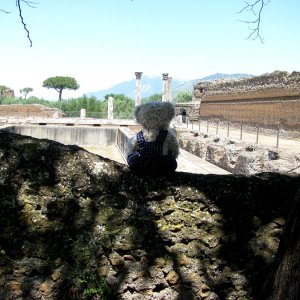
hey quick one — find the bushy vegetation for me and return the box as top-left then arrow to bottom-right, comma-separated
0,90 -> 190,119
142,93 -> 162,103
105,94 -> 135,119
141,91 -> 193,103
0,96 -> 56,107
173,90 -> 193,103
0,94 -> 136,119
55,95 -> 106,118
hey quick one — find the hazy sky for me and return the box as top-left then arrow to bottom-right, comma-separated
0,0 -> 299,100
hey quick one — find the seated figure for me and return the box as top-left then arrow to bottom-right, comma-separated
127,102 -> 179,175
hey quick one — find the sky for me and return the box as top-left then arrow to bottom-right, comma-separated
0,0 -> 299,100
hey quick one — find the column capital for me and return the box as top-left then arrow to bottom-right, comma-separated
162,73 -> 169,80
135,72 -> 143,80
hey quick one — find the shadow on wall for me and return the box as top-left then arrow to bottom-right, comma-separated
0,130 -> 299,299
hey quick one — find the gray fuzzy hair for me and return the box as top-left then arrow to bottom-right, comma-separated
135,102 -> 175,130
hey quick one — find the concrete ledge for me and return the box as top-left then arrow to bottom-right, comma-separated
116,127 -> 132,162
3,125 -> 118,146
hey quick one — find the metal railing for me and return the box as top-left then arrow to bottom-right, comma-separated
183,117 -> 300,149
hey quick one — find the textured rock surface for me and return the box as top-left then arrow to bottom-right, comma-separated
194,71 -> 300,101
192,71 -> 300,130
178,130 -> 300,175
0,131 -> 299,299
0,104 -> 64,118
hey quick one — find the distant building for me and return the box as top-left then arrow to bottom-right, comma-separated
0,104 -> 65,118
3,89 -> 15,98
177,71 -> 300,130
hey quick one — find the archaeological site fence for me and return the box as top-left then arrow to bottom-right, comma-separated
182,116 -> 299,149
1,103 -> 299,149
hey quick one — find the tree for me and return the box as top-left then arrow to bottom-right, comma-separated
2,1 -> 270,47
104,94 -> 135,119
20,87 -> 33,100
237,0 -> 270,43
174,91 -> 193,103
42,76 -> 80,101
0,0 -> 35,47
142,93 -> 162,104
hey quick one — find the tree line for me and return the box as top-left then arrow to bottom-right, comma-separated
0,94 -> 135,119
0,76 -> 192,119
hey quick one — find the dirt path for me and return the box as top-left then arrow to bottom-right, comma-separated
177,121 -> 300,152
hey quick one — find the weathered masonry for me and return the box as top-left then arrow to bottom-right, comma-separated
193,71 -> 300,130
0,104 -> 64,119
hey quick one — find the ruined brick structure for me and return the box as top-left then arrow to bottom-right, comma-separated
193,71 -> 300,130
0,104 -> 64,119
175,101 -> 201,121
2,89 -> 15,98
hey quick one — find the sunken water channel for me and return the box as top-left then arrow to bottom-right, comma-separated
2,125 -> 129,165
1,125 -> 230,174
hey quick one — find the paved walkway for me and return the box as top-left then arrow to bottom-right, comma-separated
176,148 -> 230,174
82,145 -> 230,175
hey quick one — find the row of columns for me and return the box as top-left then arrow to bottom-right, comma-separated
81,73 -> 173,120
135,72 -> 172,107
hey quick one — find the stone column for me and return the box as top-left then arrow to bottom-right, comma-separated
108,96 -> 114,120
135,72 -> 143,107
162,73 -> 168,102
167,76 -> 172,102
80,108 -> 86,119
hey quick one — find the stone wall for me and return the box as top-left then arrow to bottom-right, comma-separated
2,89 -> 15,98
0,130 -> 299,299
193,71 -> 300,129
177,129 -> 300,175
0,104 -> 64,118
175,101 -> 201,121
198,100 -> 300,129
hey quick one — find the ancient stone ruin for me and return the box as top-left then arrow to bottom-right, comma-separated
2,89 -> 15,98
193,71 -> 300,130
175,71 -> 300,130
173,71 -> 300,176
0,104 -> 64,119
0,130 -> 299,299
177,130 -> 300,175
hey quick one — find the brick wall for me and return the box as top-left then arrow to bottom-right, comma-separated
0,104 -> 64,118
199,99 -> 300,129
193,71 -> 300,129
175,102 -> 201,121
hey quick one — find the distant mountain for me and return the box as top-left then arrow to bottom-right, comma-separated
200,73 -> 253,81
86,73 -> 253,100
86,75 -> 186,100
